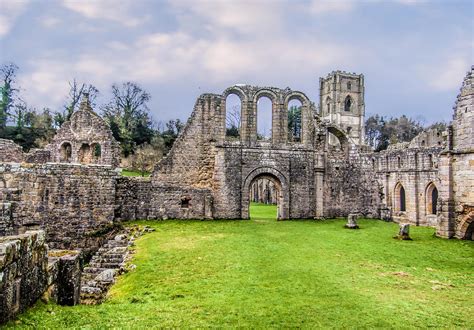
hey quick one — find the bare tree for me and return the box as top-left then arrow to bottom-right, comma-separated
226,105 -> 241,138
0,63 -> 19,128
54,79 -> 99,127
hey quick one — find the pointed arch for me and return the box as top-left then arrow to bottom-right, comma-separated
394,182 -> 406,212
425,182 -> 438,215
344,95 -> 352,112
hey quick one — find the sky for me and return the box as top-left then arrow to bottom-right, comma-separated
0,0 -> 473,129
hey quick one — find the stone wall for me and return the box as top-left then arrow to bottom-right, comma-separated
47,95 -> 120,168
0,163 -> 118,252
0,231 -> 82,324
0,231 -> 48,323
368,147 -> 442,226
115,177 -> 213,221
0,139 -> 23,163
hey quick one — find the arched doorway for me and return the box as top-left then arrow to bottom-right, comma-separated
425,183 -> 438,215
394,182 -> 406,212
241,167 -> 289,220
458,212 -> 474,240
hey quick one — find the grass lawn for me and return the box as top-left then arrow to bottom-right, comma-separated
121,169 -> 151,177
7,203 -> 474,328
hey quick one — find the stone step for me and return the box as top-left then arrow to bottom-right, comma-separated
83,267 -> 110,274
88,262 -> 123,269
90,256 -> 124,263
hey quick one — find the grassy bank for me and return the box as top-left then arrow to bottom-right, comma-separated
7,203 -> 473,328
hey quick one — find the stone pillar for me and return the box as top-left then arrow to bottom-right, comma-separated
345,214 -> 359,229
56,252 -> 82,306
314,169 -> 324,218
395,223 -> 411,240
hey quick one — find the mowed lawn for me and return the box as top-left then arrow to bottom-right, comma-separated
8,203 -> 474,328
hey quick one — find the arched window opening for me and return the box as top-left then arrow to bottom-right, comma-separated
257,96 -> 272,141
397,156 -> 401,168
288,99 -> 302,143
60,142 -> 72,162
78,143 -> 91,164
395,183 -> 406,212
344,96 -> 352,112
372,158 -> 376,170
426,183 -> 438,215
347,81 -> 352,90
91,143 -> 101,163
225,93 -> 241,141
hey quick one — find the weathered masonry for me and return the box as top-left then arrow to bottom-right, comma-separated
0,68 -> 472,248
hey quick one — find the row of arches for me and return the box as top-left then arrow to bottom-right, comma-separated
60,142 -> 102,164
394,182 -> 438,215
223,87 -> 311,144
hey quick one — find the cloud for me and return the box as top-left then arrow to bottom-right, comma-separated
169,0 -> 284,34
309,0 -> 354,14
428,57 -> 471,91
61,0 -> 147,27
0,0 -> 29,37
38,16 -> 61,28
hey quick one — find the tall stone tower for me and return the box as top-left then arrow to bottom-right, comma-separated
319,71 -> 365,145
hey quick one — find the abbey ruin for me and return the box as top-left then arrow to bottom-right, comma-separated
1,67 -> 473,322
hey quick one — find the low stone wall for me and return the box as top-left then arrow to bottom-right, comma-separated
115,177 -> 213,221
0,231 -> 82,324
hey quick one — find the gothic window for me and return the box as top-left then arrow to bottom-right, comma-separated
347,81 -> 352,90
344,96 -> 352,112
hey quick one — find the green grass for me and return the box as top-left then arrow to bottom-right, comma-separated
7,203 -> 474,328
121,169 -> 151,177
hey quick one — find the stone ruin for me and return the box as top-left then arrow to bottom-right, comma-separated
47,94 -> 120,167
0,67 -> 473,322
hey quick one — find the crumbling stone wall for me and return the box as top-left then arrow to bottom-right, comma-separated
0,231 -> 48,323
0,139 -> 23,163
324,156 -> 382,218
47,95 -> 120,168
0,231 -> 82,324
0,163 -> 118,252
437,66 -> 474,238
152,83 -> 380,220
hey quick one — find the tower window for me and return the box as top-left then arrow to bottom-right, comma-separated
344,96 -> 352,112
347,82 -> 352,90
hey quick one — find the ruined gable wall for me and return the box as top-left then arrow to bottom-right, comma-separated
153,94 -> 220,189
0,163 -> 118,252
47,102 -> 120,167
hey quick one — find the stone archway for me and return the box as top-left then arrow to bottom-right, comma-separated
241,167 -> 289,220
457,209 -> 474,240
